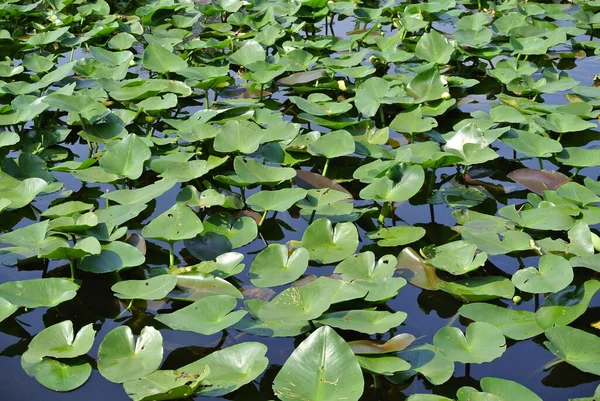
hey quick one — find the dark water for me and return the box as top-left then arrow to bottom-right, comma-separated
1,12 -> 600,401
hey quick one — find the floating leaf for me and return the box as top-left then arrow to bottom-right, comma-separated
156,295 -> 246,335
544,326 -> 600,375
348,333 -> 416,354
512,255 -> 573,294
433,322 -> 506,364
141,203 -> 203,243
317,309 -> 407,335
459,303 -> 543,340
34,359 -> 92,392
0,278 -> 79,308
249,244 -> 310,287
98,326 -> 163,383
507,169 -> 569,195
246,188 -> 307,212
273,326 -> 364,401
301,218 -> 359,264
111,275 -> 178,300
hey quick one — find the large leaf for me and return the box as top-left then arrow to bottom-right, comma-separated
459,303 -> 543,340
21,321 -> 95,377
99,134 -> 152,179
544,326 -> 600,375
98,326 -> 163,383
78,241 -> 145,273
273,326 -> 364,401
111,275 -> 178,300
141,202 -> 203,242
195,342 -> 268,397
33,359 -> 92,392
512,254 -> 573,294
301,218 -> 359,264
317,309 -> 407,335
155,295 -> 246,335
142,44 -> 188,73
0,278 -> 79,308
249,244 -> 310,287
246,188 -> 307,212
359,164 -> 425,203
415,30 -> 455,64
433,322 -> 506,364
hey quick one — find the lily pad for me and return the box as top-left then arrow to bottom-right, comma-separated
544,326 -> 600,375
273,326 -> 364,401
433,322 -> 506,364
98,326 -> 163,383
301,218 -> 359,264
155,295 -> 246,335
512,254 -> 573,294
249,244 -> 310,287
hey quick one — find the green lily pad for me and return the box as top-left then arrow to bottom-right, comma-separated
433,322 -> 506,364
459,303 -> 543,340
98,326 -> 163,383
367,226 -> 426,247
356,355 -> 411,376
334,252 -> 406,302
194,342 -> 268,397
0,278 -> 79,308
247,276 -> 344,322
512,254 -> 573,294
156,294 -> 246,335
359,163 -> 425,203
246,188 -> 307,212
34,359 -> 92,392
142,44 -> 188,73
307,130 -> 356,159
124,365 -> 209,401
273,326 -> 364,401
142,202 -> 203,243
78,241 -> 145,273
544,326 -> 600,375
317,309 -> 407,335
415,30 -> 455,64
99,134 -> 152,180
102,179 -> 177,205
249,244 -> 310,287
535,280 -> 600,330
426,241 -> 488,275
301,218 -> 359,264
111,275 -> 178,300
396,343 -> 455,385
0,177 -> 48,210
0,296 -> 17,323
232,157 -> 296,185
22,321 -> 95,370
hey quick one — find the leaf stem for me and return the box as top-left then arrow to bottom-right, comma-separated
259,210 -> 267,226
322,158 -> 330,177
378,202 -> 390,226
168,242 -> 175,268
69,259 -> 76,280
308,210 -> 317,224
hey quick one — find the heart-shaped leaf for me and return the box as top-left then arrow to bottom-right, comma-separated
301,218 -> 359,264
434,322 -> 506,364
249,244 -> 310,287
273,326 -> 364,401
98,326 -> 163,383
512,254 -> 573,294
